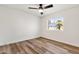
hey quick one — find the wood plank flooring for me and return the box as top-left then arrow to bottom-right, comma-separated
0,37 -> 79,54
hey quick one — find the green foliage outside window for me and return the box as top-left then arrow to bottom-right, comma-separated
48,16 -> 64,31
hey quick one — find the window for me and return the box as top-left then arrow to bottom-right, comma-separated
48,16 -> 64,31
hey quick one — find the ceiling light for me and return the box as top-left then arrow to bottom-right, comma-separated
39,9 -> 43,13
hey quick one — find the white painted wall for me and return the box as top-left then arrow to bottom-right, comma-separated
0,5 -> 79,47
41,6 -> 79,47
0,6 -> 40,45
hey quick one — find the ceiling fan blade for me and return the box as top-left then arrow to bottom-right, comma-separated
44,4 -> 53,9
28,7 -> 38,9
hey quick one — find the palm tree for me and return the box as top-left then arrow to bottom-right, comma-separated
56,20 -> 63,30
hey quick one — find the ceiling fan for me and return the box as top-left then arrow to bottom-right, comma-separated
28,4 -> 53,15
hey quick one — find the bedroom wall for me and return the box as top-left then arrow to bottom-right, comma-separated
0,6 -> 40,45
41,6 -> 79,47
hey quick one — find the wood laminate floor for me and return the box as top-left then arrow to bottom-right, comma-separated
0,37 -> 79,54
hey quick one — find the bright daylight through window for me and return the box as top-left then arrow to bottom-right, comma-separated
48,16 -> 64,31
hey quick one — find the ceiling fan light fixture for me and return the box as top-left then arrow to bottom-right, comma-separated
28,4 -> 53,15
38,9 -> 43,13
